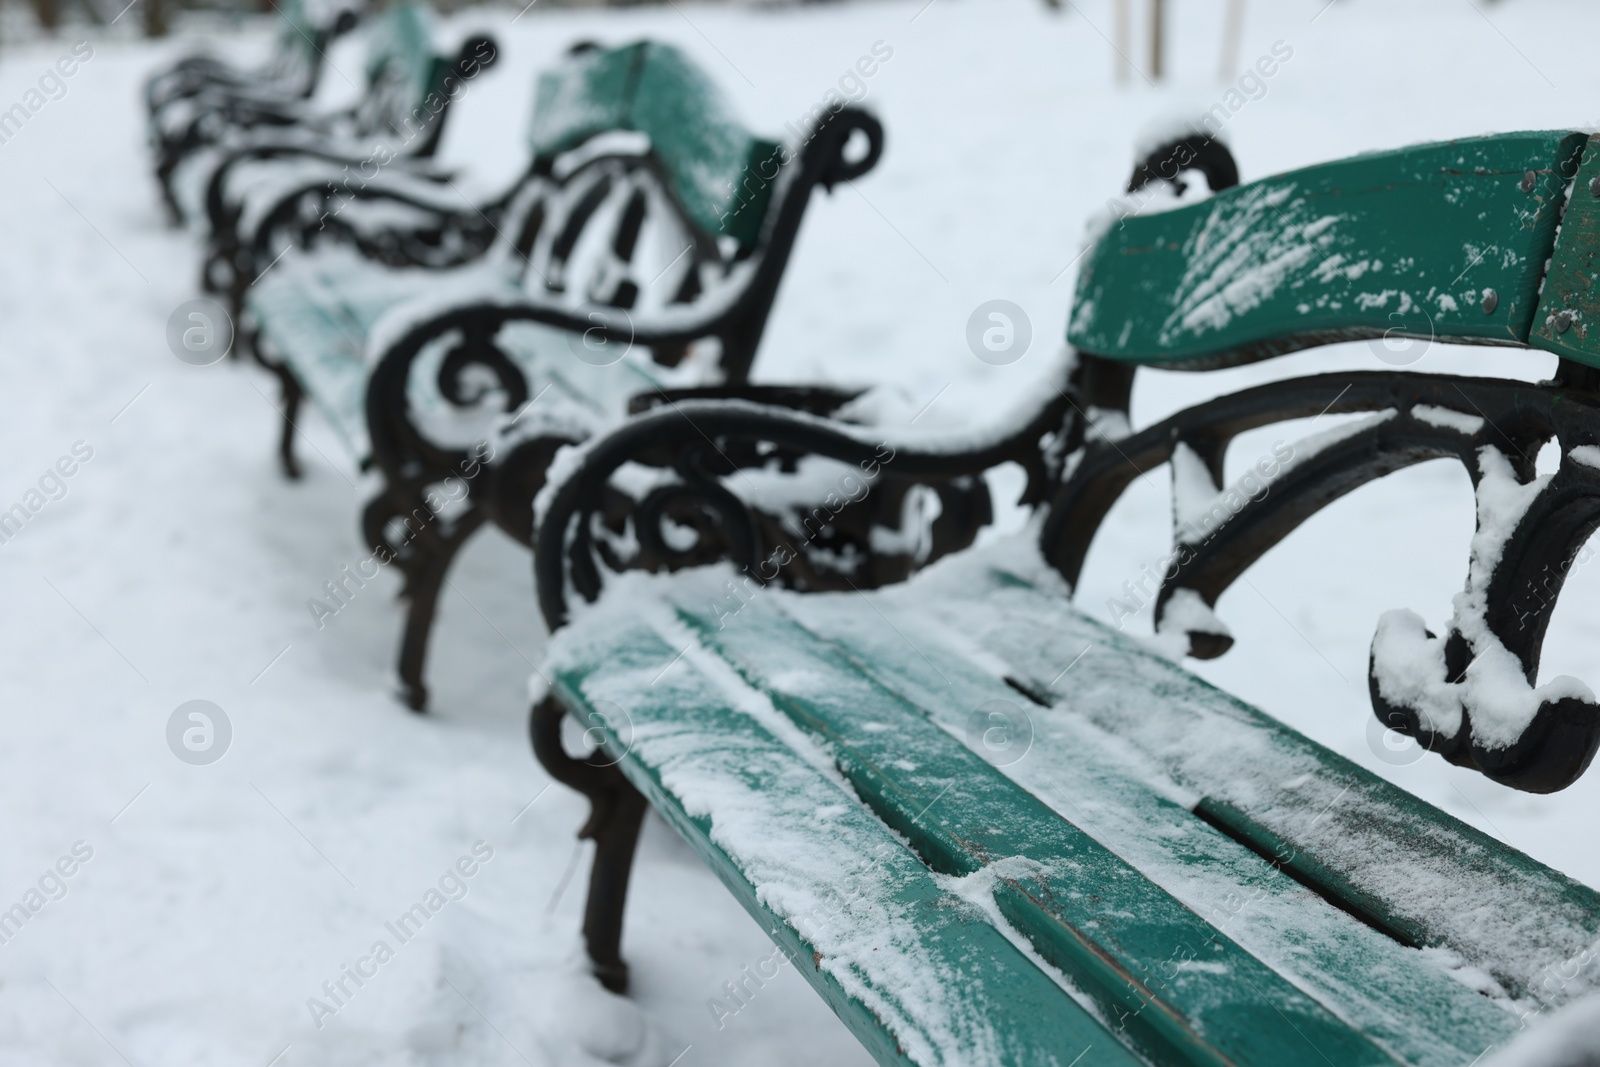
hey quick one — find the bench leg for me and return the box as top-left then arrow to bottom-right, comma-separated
394,507 -> 486,713
530,695 -> 647,994
271,365 -> 304,481
155,154 -> 184,227
363,488 -> 488,713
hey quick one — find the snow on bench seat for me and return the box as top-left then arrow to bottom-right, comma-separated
546,537 -> 1600,1066
246,245 -> 660,459
547,537 -> 1600,1067
545,596 -> 1141,1067
843,540 -> 1600,1011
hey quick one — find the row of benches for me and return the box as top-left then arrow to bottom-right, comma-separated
149,5 -> 891,709
148,7 -> 1600,1064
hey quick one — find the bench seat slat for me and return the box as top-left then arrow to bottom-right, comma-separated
767,579 -> 1520,1066
656,583 -> 1399,1067
546,600 -> 1144,1067
1068,131 -> 1586,367
247,248 -> 659,459
875,539 -> 1600,1010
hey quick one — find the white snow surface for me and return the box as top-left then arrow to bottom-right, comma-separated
1412,403 -> 1486,437
6,0 -> 1600,1064
1483,993 -> 1600,1067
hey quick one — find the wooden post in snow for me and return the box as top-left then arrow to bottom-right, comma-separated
1149,0 -> 1165,80
144,0 -> 169,37
1219,0 -> 1247,81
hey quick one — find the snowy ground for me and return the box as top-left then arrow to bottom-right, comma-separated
1,0 -> 1599,1063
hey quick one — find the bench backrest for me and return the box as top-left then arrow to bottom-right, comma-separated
353,2 -> 460,149
526,41 -> 785,251
444,39 -> 880,383
1056,129 -> 1600,795
1068,130 -> 1586,367
268,0 -> 321,77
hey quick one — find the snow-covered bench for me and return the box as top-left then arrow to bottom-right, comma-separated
144,0 -> 358,149
245,40 -> 892,710
530,131 -> 1600,1064
156,2 -> 485,230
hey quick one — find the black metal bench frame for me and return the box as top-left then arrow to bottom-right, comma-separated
144,5 -> 358,120
247,104 -> 896,711
148,6 -> 364,223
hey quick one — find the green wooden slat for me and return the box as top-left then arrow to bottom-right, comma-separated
276,0 -> 319,54
1068,131 -> 1586,367
770,585 -> 1520,1067
1533,134 -> 1600,367
526,42 -> 782,247
362,2 -> 435,104
247,250 -> 664,460
664,585 -> 1399,1067
888,543 -> 1600,1009
628,43 -> 783,249
546,602 -> 1143,1067
527,42 -> 643,159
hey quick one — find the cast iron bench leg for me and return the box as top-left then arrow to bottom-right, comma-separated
530,695 -> 647,994
392,506 -> 486,712
267,363 -> 303,481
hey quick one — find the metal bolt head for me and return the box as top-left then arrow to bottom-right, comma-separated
1590,175 -> 1600,198
1482,289 -> 1498,314
1556,309 -> 1575,334
1522,170 -> 1538,194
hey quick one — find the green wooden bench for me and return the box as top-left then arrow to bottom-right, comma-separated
242,40 -> 896,710
146,0 -> 361,223
528,130 -> 1600,1064
144,0 -> 357,125
160,2 -> 485,230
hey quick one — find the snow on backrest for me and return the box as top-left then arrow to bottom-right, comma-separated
527,41 -> 783,250
1068,131 -> 1587,369
358,1 -> 440,134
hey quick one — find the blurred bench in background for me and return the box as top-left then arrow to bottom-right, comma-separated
243,40 -> 894,710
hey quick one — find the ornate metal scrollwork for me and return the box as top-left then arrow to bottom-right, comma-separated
360,104 -> 893,544
245,102 -> 888,710
1045,355 -> 1600,792
533,396 -> 1071,630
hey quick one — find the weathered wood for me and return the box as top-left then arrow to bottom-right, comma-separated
547,604 -> 1142,1067
1068,131 -> 1586,367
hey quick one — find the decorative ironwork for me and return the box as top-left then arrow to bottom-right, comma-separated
146,7 -> 360,223
198,36 -> 500,304
244,106 -> 885,709
356,103 -> 888,502
529,695 -> 645,993
532,396 -> 1069,629
1043,358 -> 1600,793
